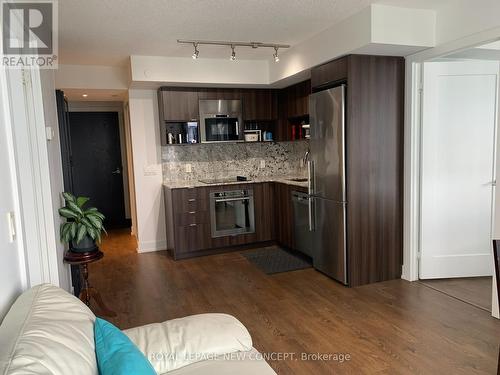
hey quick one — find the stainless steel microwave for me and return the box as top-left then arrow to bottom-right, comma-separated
199,99 -> 243,142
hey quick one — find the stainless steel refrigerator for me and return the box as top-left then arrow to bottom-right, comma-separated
308,84 -> 348,285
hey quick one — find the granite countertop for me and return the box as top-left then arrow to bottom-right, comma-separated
164,175 -> 309,189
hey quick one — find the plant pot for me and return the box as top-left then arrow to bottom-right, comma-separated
70,235 -> 97,253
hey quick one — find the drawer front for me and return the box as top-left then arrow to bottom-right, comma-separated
174,223 -> 210,254
173,188 -> 209,212
176,211 -> 210,226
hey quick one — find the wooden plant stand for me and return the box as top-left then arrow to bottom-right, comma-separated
64,249 -> 116,317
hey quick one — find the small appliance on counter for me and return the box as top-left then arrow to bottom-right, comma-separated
186,121 -> 199,143
262,131 -> 273,142
244,129 -> 261,142
161,121 -> 199,145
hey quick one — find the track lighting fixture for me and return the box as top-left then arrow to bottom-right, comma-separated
230,45 -> 236,61
178,39 -> 290,61
273,46 -> 279,63
192,42 -> 199,59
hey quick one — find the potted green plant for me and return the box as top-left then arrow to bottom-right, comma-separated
59,192 -> 106,252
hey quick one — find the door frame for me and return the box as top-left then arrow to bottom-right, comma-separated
403,26 -> 500,318
419,60 -> 498,279
63,101 -> 132,224
2,67 -> 65,288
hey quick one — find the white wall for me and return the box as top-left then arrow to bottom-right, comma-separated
128,89 -> 166,252
39,71 -> 72,292
0,70 -> 28,319
435,0 -> 500,46
370,5 -> 435,47
55,64 -> 129,90
130,56 -> 269,87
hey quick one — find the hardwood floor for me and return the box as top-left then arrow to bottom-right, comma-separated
419,277 -> 492,312
90,229 -> 500,374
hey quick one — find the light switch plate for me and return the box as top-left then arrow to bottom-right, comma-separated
185,164 -> 192,173
45,126 -> 54,140
260,159 -> 266,169
7,211 -> 16,243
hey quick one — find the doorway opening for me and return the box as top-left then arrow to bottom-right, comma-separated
417,42 -> 500,313
56,90 -> 138,294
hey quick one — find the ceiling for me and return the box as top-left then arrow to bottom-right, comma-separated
59,0 -> 453,66
63,88 -> 127,102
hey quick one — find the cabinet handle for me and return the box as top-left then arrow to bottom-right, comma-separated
189,223 -> 197,227
188,198 -> 196,202
188,211 -> 196,214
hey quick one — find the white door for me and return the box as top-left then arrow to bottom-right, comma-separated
420,60 -> 498,279
0,70 -> 27,319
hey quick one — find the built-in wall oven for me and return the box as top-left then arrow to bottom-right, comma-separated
210,189 -> 255,237
199,99 -> 243,142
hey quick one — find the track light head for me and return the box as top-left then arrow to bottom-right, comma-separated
230,45 -> 236,61
273,46 -> 279,63
192,43 -> 199,59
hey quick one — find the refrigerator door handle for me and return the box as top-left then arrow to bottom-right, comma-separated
308,160 -> 314,196
308,196 -> 314,231
308,160 -> 315,231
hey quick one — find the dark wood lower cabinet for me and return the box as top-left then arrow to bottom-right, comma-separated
164,182 -> 277,259
173,224 -> 211,255
164,186 -> 212,258
275,183 -> 294,249
165,176 -> 401,287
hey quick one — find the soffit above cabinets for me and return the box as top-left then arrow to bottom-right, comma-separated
128,5 -> 435,88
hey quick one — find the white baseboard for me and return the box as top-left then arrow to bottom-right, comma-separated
137,239 -> 167,253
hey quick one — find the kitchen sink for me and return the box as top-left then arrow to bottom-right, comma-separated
287,178 -> 308,182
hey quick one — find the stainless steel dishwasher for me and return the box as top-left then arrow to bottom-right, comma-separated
291,190 -> 312,258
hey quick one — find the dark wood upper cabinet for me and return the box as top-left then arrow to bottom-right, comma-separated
279,80 -> 311,119
241,89 -> 278,121
158,82 -> 312,143
276,80 -> 311,141
197,88 -> 242,100
311,56 -> 348,90
158,88 -> 199,122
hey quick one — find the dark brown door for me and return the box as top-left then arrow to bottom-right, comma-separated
68,112 -> 127,228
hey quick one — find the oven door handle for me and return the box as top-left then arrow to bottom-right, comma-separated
215,197 -> 250,203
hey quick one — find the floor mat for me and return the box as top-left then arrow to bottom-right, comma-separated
241,246 -> 312,274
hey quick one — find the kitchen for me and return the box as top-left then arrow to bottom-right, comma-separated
4,2 -> 498,374
162,54 -> 404,287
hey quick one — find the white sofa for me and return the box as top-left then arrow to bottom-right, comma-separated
0,284 -> 276,375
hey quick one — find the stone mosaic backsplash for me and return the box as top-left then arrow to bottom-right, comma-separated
162,141 -> 309,182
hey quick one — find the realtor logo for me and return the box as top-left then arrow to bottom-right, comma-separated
1,0 -> 58,68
